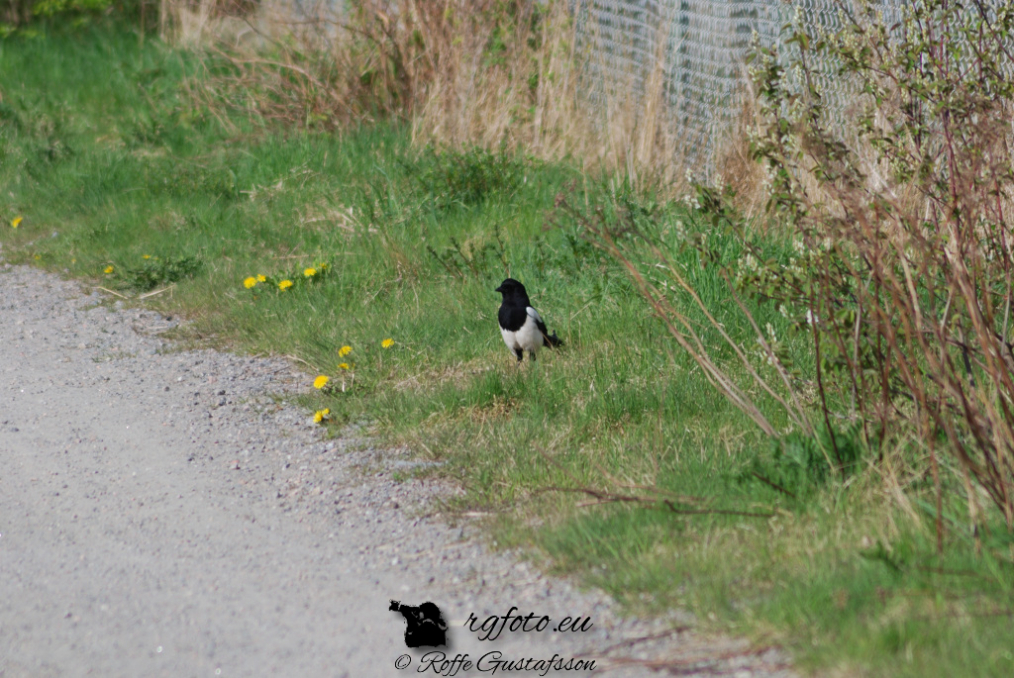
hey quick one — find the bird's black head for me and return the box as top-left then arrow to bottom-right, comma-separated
495,278 -> 530,304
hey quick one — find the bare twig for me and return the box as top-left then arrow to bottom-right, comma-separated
94,286 -> 129,299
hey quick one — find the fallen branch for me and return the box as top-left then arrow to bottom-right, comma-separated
750,471 -> 798,499
540,486 -> 775,519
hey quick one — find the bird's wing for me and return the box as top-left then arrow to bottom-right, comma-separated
527,306 -> 551,337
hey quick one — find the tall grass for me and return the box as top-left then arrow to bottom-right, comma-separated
157,0 -> 696,189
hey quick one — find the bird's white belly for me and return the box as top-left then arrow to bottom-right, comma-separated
501,317 -> 542,352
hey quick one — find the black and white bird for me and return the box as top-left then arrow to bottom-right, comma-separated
495,278 -> 562,363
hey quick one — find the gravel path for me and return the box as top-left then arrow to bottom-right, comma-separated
0,261 -> 797,677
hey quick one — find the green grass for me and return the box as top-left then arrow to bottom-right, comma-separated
2,22 -> 1013,677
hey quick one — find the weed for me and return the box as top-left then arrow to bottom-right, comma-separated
116,255 -> 201,292
426,224 -> 508,281
745,424 -> 867,500
411,147 -> 531,209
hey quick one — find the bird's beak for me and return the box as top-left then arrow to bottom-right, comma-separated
494,285 -> 503,293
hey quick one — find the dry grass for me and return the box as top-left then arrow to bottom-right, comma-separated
158,0 -> 708,192
158,0 -> 258,45
711,78 -> 770,218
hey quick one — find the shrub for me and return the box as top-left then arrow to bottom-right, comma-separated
587,0 -> 1014,548
749,0 -> 1014,536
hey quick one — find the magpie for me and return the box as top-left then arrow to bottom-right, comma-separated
495,278 -> 562,363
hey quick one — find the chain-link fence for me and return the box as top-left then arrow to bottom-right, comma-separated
278,1 -> 1007,175
574,0 -> 912,173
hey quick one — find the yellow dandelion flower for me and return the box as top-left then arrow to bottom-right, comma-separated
338,362 -> 350,370
104,265 -> 114,274
338,345 -> 352,357
256,274 -> 267,282
304,267 -> 317,278
243,276 -> 257,289
313,408 -> 331,424
381,338 -> 394,349
142,254 -> 151,260
12,216 -> 23,228
313,375 -> 330,389
279,279 -> 293,290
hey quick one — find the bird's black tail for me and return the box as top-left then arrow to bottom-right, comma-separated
544,331 -> 563,348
